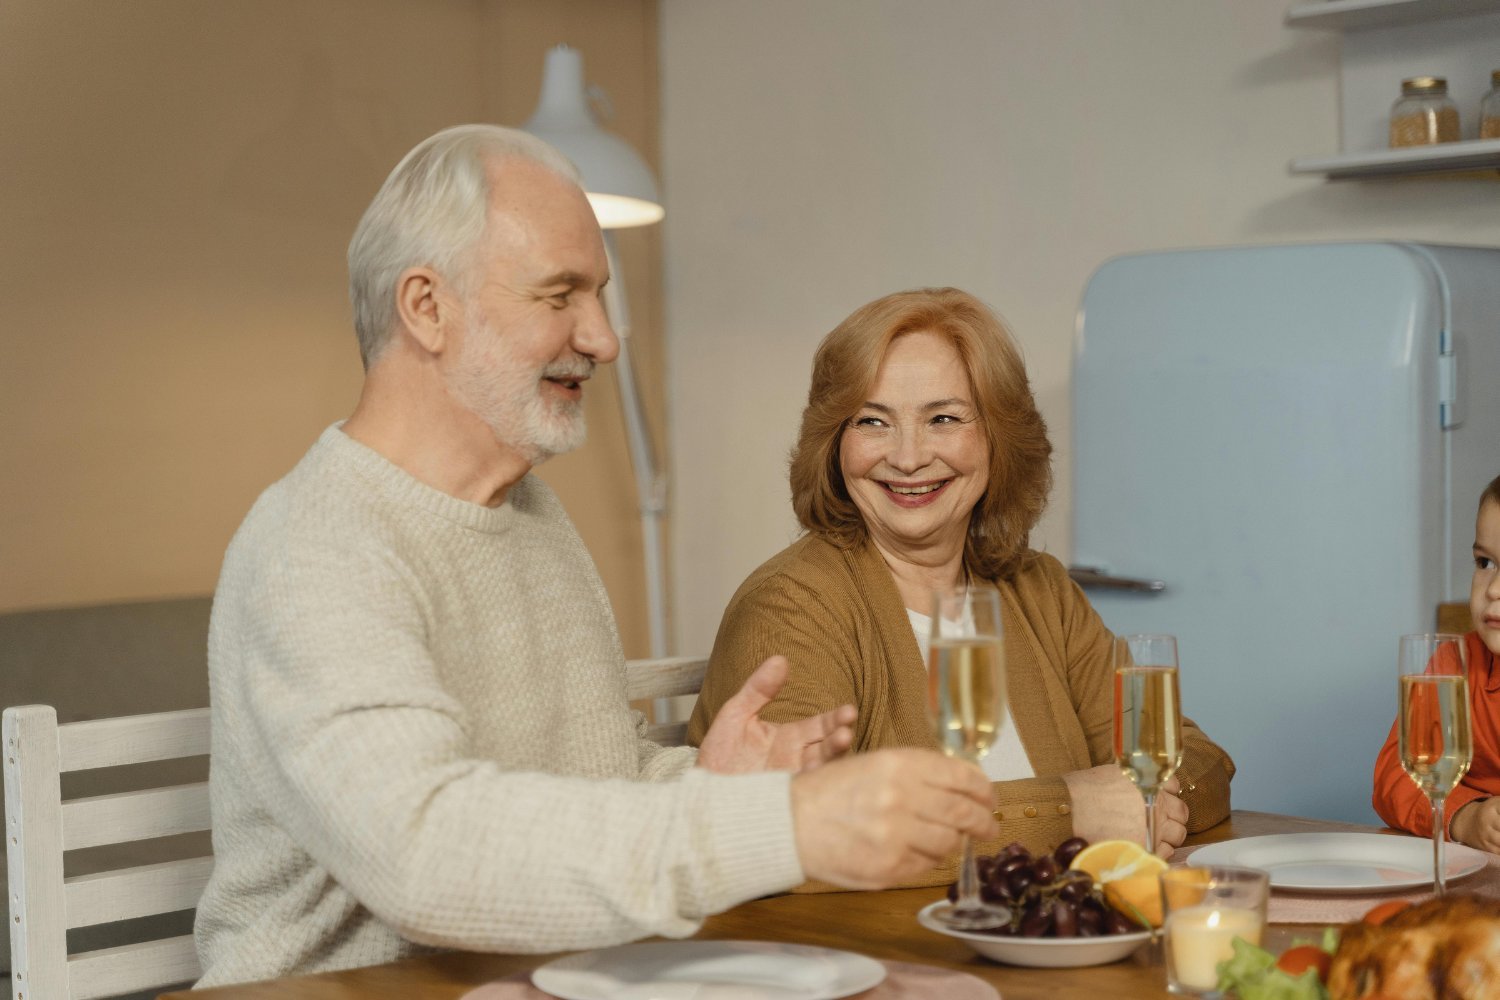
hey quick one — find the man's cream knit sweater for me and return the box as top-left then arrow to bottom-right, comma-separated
193,426 -> 803,987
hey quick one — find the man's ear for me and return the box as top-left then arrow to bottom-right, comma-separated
394,266 -> 456,357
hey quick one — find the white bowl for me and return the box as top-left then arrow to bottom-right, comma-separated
916,901 -> 1152,969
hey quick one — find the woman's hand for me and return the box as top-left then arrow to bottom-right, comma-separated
1061,764 -> 1189,857
1151,778 -> 1189,856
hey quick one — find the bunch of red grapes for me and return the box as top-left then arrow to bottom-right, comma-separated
945,838 -> 1144,938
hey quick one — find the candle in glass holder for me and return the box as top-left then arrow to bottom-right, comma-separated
1166,905 -> 1264,990
1160,865 -> 1269,996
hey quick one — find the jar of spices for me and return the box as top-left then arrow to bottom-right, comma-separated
1389,77 -> 1460,147
1482,70 -> 1500,140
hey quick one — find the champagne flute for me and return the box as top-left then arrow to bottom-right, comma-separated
926,583 -> 1008,930
1113,633 -> 1183,856
1397,632 -> 1472,896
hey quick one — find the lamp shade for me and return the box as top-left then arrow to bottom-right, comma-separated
523,45 -> 664,229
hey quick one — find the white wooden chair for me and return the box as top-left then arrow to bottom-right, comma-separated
4,705 -> 211,1000
2,660 -> 702,999
624,655 -> 708,747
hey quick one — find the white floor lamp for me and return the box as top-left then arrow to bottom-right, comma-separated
521,46 -> 672,673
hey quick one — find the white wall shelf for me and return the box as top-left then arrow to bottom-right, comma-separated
1286,0 -> 1500,179
1291,137 -> 1500,177
1287,0 -> 1500,31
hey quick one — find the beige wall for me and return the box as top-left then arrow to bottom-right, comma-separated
660,0 -> 1500,656
0,0 -> 664,657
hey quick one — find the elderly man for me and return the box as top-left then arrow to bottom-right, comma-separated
193,124 -> 996,988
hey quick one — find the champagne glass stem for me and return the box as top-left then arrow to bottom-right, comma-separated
955,834 -> 982,912
1143,790 -> 1157,855
1432,795 -> 1448,897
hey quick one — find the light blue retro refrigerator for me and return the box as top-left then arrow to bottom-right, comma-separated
1071,242 -> 1500,824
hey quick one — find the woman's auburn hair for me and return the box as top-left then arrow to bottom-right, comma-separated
789,287 -> 1053,582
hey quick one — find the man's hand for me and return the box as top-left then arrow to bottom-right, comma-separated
697,655 -> 857,774
1451,797 -> 1500,852
1062,765 -> 1189,858
790,748 -> 998,890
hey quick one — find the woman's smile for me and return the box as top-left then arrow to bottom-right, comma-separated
880,478 -> 952,507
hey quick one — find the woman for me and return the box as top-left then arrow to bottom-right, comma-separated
687,288 -> 1233,878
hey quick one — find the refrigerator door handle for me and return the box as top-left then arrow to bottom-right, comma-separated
1067,566 -> 1167,593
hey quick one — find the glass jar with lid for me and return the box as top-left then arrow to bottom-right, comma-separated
1482,70 -> 1500,141
1389,77 -> 1460,148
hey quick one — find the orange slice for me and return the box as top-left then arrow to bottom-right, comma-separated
1104,865 -> 1212,929
1069,839 -> 1165,883
1068,839 -> 1173,928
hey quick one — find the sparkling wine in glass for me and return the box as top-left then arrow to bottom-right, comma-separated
1398,632 -> 1472,896
926,583 -> 1007,930
1113,633 -> 1182,856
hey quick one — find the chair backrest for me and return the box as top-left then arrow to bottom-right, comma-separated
624,656 -> 707,746
4,705 -> 211,1000
1437,601 -> 1475,635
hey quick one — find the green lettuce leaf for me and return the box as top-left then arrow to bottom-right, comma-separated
1213,935 -> 1332,1000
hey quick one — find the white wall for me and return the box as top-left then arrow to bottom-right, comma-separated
661,0 -> 1500,655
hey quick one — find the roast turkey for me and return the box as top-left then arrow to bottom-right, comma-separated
1326,893 -> 1500,1000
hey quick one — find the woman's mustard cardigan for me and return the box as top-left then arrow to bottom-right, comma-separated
688,534 -> 1235,889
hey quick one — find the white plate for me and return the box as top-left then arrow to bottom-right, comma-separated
1188,833 -> 1489,893
531,940 -> 887,1000
916,902 -> 1151,969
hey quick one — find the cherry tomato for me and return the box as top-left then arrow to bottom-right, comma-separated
1362,900 -> 1413,925
1275,945 -> 1331,982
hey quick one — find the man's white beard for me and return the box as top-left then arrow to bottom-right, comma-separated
446,316 -> 591,465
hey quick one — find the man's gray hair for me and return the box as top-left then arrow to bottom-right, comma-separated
347,124 -> 581,368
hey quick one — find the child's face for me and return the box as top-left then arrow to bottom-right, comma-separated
1473,498 -> 1500,656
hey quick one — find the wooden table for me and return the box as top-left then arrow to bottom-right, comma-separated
167,810 -> 1377,1000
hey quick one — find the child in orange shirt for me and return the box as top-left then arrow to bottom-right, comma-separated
1373,473 -> 1500,849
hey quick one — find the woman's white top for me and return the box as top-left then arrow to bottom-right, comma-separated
908,607 -> 1035,782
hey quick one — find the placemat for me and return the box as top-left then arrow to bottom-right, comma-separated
1171,841 -> 1500,924
458,958 -> 1000,999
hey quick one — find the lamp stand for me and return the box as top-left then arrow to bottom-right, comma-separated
600,237 -> 671,716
